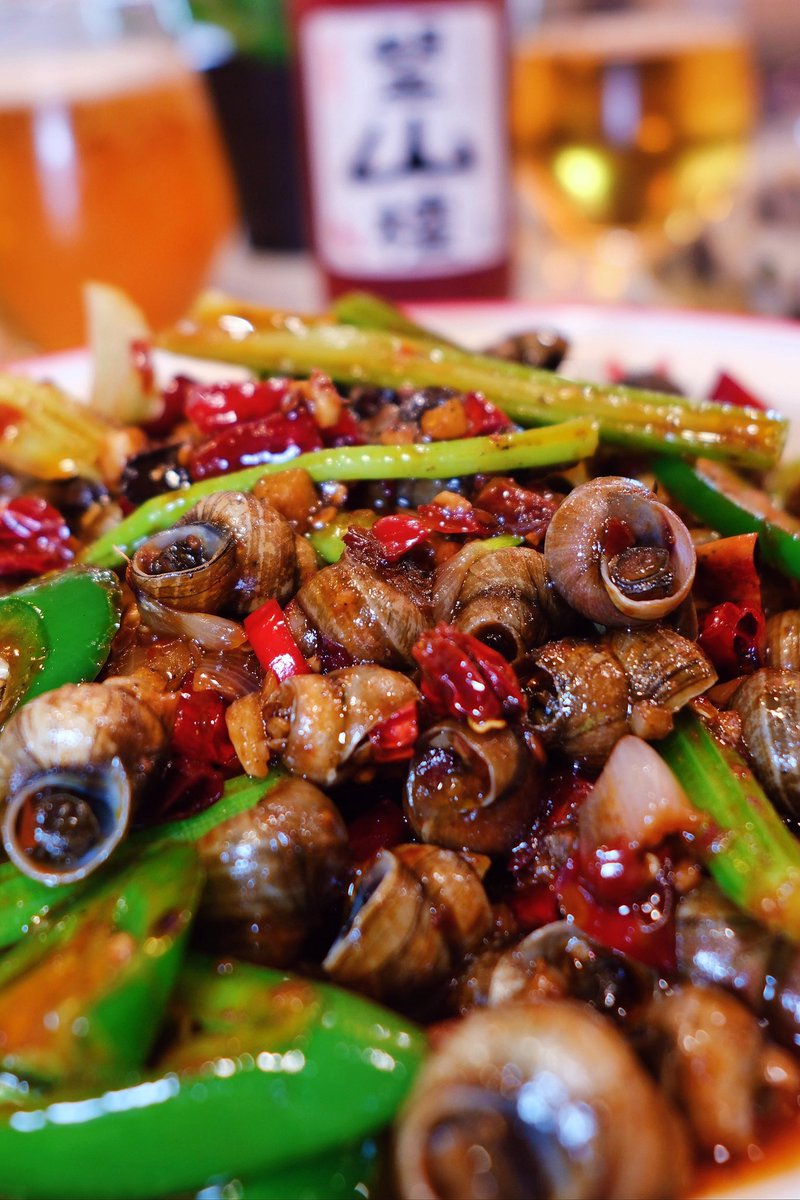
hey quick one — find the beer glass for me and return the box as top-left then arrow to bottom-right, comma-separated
511,0 -> 756,260
0,0 -> 236,350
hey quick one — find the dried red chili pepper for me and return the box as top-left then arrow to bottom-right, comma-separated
709,370 -> 766,412
372,515 -> 430,562
412,623 -> 527,727
0,496 -> 75,577
417,502 -> 497,536
143,373 -> 194,439
474,477 -> 560,541
189,409 -> 323,481
185,378 -> 293,434
695,532 -> 762,612
368,700 -> 419,762
323,407 -> 365,447
173,679 -> 237,766
462,391 -> 513,436
142,755 -> 225,827
698,601 -> 764,678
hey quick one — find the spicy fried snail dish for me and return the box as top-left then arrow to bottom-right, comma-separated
0,288 -> 800,1199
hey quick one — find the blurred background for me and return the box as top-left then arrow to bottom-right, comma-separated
0,0 -> 799,358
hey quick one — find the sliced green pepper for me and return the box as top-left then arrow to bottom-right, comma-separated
0,956 -> 425,1200
0,841 -> 202,1088
653,456 -> 800,580
0,599 -> 47,725
11,565 -> 122,701
199,1138 -> 381,1200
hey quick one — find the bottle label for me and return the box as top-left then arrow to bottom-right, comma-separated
300,2 -> 509,278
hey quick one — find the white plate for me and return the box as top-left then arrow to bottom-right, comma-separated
8,301 -> 800,1200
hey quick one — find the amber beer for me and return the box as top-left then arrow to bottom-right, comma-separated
0,39 -> 235,350
511,11 -> 755,245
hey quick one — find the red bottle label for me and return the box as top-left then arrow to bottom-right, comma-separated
299,2 -> 509,279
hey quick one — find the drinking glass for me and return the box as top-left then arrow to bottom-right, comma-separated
0,0 -> 236,350
510,0 -> 757,279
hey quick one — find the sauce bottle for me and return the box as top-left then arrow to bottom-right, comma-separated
291,0 -> 512,299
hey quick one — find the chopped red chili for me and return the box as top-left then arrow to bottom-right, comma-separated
372,514 -> 430,562
369,701 -> 419,762
698,601 -> 765,678
244,599 -> 309,681
189,409 -> 323,481
474,477 -> 560,542
0,496 -> 75,576
185,378 -> 293,434
172,679 -> 237,766
417,502 -> 497,536
348,798 -> 409,862
412,623 -> 527,727
462,391 -> 513,436
140,755 -> 225,827
143,373 -> 194,439
709,370 -> 766,412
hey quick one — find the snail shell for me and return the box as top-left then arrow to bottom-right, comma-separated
525,638 -> 630,766
608,626 -> 717,710
323,842 -> 492,1007
433,544 -> 563,662
731,668 -> 800,820
261,665 -> 420,786
196,777 -> 350,967
128,491 -> 305,616
0,681 -> 166,884
544,476 -> 696,627
765,610 -> 800,672
291,557 -> 428,667
404,722 -> 538,855
394,1002 -> 690,1200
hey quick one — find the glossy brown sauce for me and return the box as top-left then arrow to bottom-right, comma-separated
692,1113 -> 800,1197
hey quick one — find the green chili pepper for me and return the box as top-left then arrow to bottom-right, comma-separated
659,711 -> 800,940
0,956 -> 425,1200
0,599 -> 47,725
306,509 -> 377,564
654,455 -> 800,580
82,420 -> 598,569
199,1138 -> 381,1200
158,313 -> 787,469
0,841 -> 202,1088
10,566 -> 122,701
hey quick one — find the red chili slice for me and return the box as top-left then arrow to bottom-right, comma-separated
417,503 -> 497,536
189,409 -> 323,481
412,623 -> 527,727
0,496 -> 75,577
709,370 -> 767,412
462,391 -> 513,436
244,599 -> 309,681
185,378 -> 294,434
372,515 -> 430,562
474,477 -> 560,541
172,680 -> 237,766
368,700 -> 419,762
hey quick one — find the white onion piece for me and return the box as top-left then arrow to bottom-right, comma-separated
136,592 -> 247,652
579,734 -> 699,852
194,651 -> 261,699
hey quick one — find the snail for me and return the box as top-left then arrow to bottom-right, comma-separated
323,842 -> 493,1009
480,920 -> 656,1020
127,491 -> 314,617
196,777 -> 351,967
484,327 -> 569,370
524,628 -> 716,765
394,1001 -> 689,1200
227,665 -> 420,786
731,668 -> 800,821
544,476 -> 696,627
433,543 -> 571,663
635,984 -> 799,1156
765,609 -> 800,672
0,680 -> 168,884
404,722 -> 539,855
676,880 -> 800,1052
286,554 -> 429,668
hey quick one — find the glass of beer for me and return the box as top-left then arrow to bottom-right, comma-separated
0,0 -> 236,350
510,0 -> 757,263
